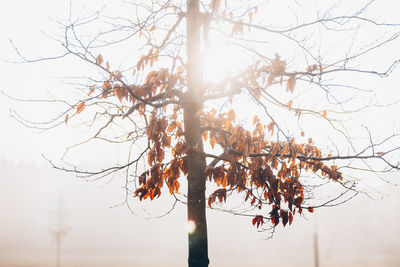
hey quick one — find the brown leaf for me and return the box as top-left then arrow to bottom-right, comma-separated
177,66 -> 185,73
289,211 -> 294,225
252,215 -> 264,228
267,121 -> 275,134
215,189 -> 227,203
227,109 -> 236,121
270,206 -> 280,226
96,54 -> 103,65
281,210 -> 289,226
245,191 -> 251,202
271,54 -> 286,75
209,0 -> 221,10
207,188 -> 226,207
286,76 -> 296,93
77,102 -> 86,114
210,134 -> 216,149
287,100 -> 293,111
267,74 -> 274,86
88,85 -> 95,96
208,195 -> 215,208
252,115 -> 259,125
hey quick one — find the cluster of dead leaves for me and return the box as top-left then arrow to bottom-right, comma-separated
201,109 -> 342,227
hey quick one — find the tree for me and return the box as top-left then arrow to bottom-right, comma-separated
10,0 -> 400,266
49,195 -> 70,267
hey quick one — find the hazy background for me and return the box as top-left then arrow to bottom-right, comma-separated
0,160 -> 399,267
1,0 -> 400,267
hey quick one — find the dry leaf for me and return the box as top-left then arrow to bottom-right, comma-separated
77,102 -> 86,114
287,100 -> 293,111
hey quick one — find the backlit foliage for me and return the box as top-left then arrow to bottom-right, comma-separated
55,0 -> 399,231
73,39 -> 345,227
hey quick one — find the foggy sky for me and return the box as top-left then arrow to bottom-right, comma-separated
0,160 -> 399,267
1,1 -> 400,267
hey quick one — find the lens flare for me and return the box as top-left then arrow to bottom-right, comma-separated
185,220 -> 196,234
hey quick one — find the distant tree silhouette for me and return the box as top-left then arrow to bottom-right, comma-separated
50,195 -> 69,267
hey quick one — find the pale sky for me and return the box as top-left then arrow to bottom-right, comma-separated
1,1 -> 400,266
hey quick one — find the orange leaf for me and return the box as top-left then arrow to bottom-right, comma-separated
248,11 -> 253,23
177,66 -> 185,73
267,121 -> 275,134
203,131 -> 209,141
64,114 -> 69,124
88,85 -> 95,96
252,115 -> 259,125
210,135 -> 216,149
308,206 -> 314,213
322,110 -> 327,118
227,109 -> 236,121
77,102 -> 86,114
287,100 -> 293,111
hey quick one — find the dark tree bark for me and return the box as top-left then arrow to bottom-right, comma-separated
185,0 -> 209,266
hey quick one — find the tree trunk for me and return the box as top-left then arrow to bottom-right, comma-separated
185,1 -> 209,267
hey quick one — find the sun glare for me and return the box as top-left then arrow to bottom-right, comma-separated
185,220 -> 196,234
203,43 -> 247,83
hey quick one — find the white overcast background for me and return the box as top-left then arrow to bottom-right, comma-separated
1,1 -> 400,267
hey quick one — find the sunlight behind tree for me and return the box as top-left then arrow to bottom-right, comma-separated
185,220 -> 197,234
3,1 -> 400,267
203,42 -> 248,83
